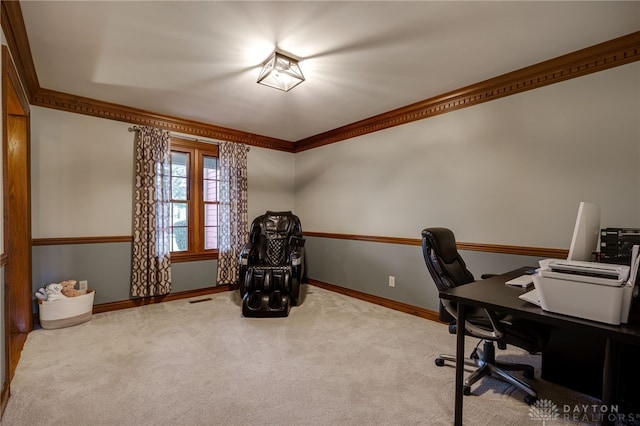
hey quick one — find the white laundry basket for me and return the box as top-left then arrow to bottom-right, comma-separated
38,290 -> 95,330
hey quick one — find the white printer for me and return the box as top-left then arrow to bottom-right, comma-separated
541,259 -> 628,284
532,259 -> 632,325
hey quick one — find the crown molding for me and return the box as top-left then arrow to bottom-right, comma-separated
2,0 -> 638,153
294,31 -> 640,152
31,88 -> 295,152
2,1 -> 294,152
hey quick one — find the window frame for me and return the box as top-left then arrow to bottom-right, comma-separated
170,138 -> 220,263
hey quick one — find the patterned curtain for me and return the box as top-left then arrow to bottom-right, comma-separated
131,126 -> 172,296
216,141 -> 249,285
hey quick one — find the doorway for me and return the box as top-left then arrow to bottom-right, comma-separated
2,45 -> 32,405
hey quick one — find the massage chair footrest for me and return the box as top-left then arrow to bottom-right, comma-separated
242,290 -> 291,318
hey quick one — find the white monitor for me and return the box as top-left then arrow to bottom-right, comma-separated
567,201 -> 601,262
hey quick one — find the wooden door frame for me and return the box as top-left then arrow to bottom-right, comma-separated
1,45 -> 31,416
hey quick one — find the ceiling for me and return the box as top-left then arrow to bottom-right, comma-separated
19,1 -> 640,142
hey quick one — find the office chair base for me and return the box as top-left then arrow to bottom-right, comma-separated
435,354 -> 477,369
435,340 -> 538,404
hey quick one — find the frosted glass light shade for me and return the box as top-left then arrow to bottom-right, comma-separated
257,52 -> 305,92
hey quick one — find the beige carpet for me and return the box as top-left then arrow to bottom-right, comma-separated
1,285 -> 597,426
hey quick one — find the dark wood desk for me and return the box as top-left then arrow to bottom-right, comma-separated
439,267 -> 640,426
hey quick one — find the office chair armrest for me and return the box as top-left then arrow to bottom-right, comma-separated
442,300 -> 505,340
481,308 -> 506,338
480,274 -> 497,279
464,320 -> 504,341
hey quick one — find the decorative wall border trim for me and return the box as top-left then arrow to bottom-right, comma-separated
32,232 -> 569,258
32,88 -> 295,152
455,242 -> 567,259
294,31 -> 640,152
303,231 -> 568,259
2,1 -> 294,152
32,236 -> 133,246
307,279 -> 440,323
31,235 -> 216,263
2,1 -> 638,155
304,231 -> 419,246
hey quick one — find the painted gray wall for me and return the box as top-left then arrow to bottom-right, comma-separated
296,63 -> 640,311
33,243 -> 133,304
30,107 -> 295,304
295,63 -> 640,247
305,236 -> 543,311
27,62 -> 640,316
32,243 -> 217,304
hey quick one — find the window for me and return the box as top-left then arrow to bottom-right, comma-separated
169,138 -> 219,262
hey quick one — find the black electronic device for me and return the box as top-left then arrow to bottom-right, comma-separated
600,228 -> 640,265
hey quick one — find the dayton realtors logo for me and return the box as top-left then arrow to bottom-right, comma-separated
529,399 -> 560,425
529,399 -> 639,424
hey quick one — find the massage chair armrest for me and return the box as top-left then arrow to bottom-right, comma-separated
238,242 -> 257,292
289,237 -> 306,287
288,236 -> 305,267
239,242 -> 256,266
290,247 -> 305,281
289,247 -> 304,266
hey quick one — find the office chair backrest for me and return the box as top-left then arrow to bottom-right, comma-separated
421,227 -> 475,291
422,227 -> 516,342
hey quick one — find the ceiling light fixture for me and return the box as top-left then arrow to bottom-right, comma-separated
257,51 -> 305,92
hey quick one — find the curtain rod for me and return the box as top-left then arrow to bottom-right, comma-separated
128,126 -> 250,151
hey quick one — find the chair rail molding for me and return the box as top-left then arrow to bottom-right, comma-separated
33,232 -> 569,259
303,231 -> 568,259
32,236 -> 133,246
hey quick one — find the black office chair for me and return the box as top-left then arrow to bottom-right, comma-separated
421,227 -> 548,404
238,211 -> 305,317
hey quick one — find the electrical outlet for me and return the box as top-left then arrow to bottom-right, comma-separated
79,280 -> 88,291
388,276 -> 395,287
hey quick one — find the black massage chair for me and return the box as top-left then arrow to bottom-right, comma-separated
238,211 -> 305,317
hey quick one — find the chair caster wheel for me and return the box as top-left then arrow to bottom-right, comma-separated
463,385 -> 471,396
524,395 -> 537,405
523,369 -> 534,380
435,358 -> 445,367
